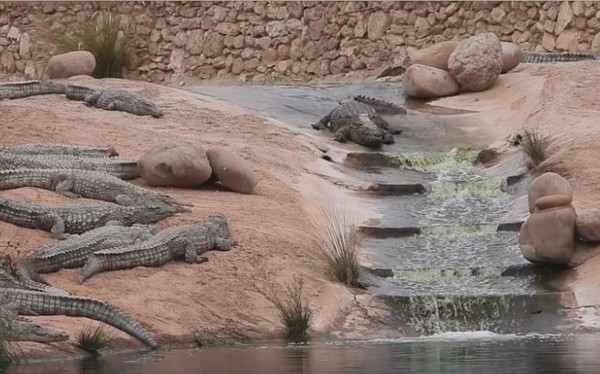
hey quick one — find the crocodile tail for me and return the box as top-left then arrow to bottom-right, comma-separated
521,51 -> 598,64
3,289 -> 158,349
78,255 -> 102,284
353,95 -> 407,115
376,65 -> 406,78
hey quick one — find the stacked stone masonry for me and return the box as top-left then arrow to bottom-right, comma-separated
1,1 -> 599,84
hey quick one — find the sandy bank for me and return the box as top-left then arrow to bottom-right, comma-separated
0,77 -> 402,358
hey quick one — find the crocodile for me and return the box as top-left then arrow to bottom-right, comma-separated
0,143 -> 118,157
0,169 -> 192,210
78,213 -> 236,283
0,195 -> 178,239
311,95 -> 407,148
66,84 -> 164,118
0,80 -> 66,100
23,224 -> 156,278
0,288 -> 158,348
0,152 -> 140,180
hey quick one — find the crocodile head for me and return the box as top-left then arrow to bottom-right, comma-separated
205,213 -> 231,239
129,202 -> 181,224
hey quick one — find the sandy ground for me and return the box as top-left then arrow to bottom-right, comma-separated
0,76 -> 400,358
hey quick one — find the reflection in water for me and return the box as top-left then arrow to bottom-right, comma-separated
7,333 -> 600,374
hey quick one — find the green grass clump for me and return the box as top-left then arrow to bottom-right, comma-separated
53,11 -> 132,78
270,276 -> 314,343
313,205 -> 361,288
521,129 -> 551,170
76,325 -> 114,354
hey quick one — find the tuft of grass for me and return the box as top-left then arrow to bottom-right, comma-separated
520,128 -> 551,170
269,275 -> 314,343
0,306 -> 18,368
313,204 -> 361,288
76,325 -> 114,355
253,259 -> 314,344
53,11 -> 132,78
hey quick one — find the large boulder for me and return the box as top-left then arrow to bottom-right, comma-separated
407,41 -> 458,71
139,142 -> 213,187
206,148 -> 258,194
528,172 -> 573,213
519,194 -> 577,265
47,51 -> 96,79
447,33 -> 503,92
402,64 -> 459,99
501,42 -> 523,73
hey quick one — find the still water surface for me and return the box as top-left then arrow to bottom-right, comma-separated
7,332 -> 600,374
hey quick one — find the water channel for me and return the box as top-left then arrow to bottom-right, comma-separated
7,83 -> 585,372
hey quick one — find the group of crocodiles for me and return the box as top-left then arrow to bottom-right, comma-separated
0,82 -> 239,350
310,51 -> 600,149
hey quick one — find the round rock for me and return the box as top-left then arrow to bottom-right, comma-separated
47,51 -> 97,79
407,40 -> 458,71
206,148 -> 258,194
448,32 -> 503,92
528,172 -> 573,213
138,142 -> 213,187
402,64 -> 459,99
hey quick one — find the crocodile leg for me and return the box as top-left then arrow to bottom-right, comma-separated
36,213 -> 67,239
311,113 -> 331,130
382,132 -> 397,144
106,100 -> 124,112
333,127 -> 349,143
214,238 -> 237,251
55,178 -> 82,198
84,91 -> 102,106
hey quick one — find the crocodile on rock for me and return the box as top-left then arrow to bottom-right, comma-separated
78,213 -> 237,283
0,80 -> 66,100
0,169 -> 192,210
0,143 -> 119,157
0,195 -> 179,239
65,84 -> 164,118
311,95 -> 407,148
0,289 -> 158,348
23,224 -> 156,278
0,152 -> 140,180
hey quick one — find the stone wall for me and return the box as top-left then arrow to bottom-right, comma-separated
1,1 -> 599,84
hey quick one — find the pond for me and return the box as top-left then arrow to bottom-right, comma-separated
8,332 -> 600,374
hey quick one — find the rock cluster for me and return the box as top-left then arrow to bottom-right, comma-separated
139,142 -> 258,194
403,32 -> 520,99
0,2 -> 599,83
519,172 -> 577,266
